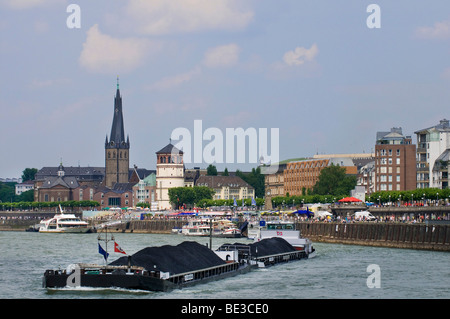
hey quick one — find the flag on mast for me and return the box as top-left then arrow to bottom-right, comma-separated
114,241 -> 127,255
98,243 -> 109,261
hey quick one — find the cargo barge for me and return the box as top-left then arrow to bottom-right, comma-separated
43,237 -> 312,292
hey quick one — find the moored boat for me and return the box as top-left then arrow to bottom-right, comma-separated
38,205 -> 93,233
179,218 -> 242,238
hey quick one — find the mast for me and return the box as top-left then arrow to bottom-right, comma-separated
98,224 -> 114,265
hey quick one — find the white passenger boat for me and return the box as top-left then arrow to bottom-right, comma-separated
254,220 -> 315,258
179,218 -> 242,238
38,206 -> 92,233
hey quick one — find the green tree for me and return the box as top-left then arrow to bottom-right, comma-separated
206,164 -> 218,176
236,167 -> 265,198
312,164 -> 356,196
16,189 -> 34,202
21,168 -> 38,182
221,168 -> 229,176
0,182 -> 15,203
192,186 -> 215,203
169,186 -> 214,208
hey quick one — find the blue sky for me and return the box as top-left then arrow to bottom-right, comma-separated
1,0 -> 450,178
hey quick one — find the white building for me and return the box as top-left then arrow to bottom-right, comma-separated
155,143 -> 185,210
415,119 -> 450,189
15,180 -> 34,195
195,175 -> 255,201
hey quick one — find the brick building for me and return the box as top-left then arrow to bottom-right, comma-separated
374,127 -> 416,192
283,157 -> 357,196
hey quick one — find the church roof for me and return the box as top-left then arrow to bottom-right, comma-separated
35,166 -> 105,181
156,143 -> 183,154
40,176 -> 80,189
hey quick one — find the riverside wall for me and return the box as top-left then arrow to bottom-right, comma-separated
296,222 -> 450,252
2,213 -> 449,251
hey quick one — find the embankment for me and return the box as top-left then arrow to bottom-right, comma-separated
296,222 -> 450,251
2,214 -> 449,251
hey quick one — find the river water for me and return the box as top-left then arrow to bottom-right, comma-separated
0,231 -> 449,300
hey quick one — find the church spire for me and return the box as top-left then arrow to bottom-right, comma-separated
105,78 -> 130,188
107,77 -> 128,148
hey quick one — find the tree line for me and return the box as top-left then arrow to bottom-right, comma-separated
167,185 -> 265,209
0,200 -> 100,211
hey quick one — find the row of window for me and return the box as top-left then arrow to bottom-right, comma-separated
377,175 -> 401,182
158,155 -> 182,164
378,157 -> 401,165
377,183 -> 402,191
377,149 -> 401,156
107,151 -> 127,159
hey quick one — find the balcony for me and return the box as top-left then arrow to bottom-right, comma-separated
416,147 -> 426,154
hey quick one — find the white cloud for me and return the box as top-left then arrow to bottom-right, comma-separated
125,0 -> 253,35
283,44 -> 318,66
149,67 -> 202,91
1,0 -> 64,10
148,43 -> 240,91
79,24 -> 156,74
416,19 -> 450,39
203,43 -> 240,68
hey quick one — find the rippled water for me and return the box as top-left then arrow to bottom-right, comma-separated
0,231 -> 449,299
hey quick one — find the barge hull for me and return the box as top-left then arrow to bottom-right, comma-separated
43,263 -> 253,292
43,272 -> 169,291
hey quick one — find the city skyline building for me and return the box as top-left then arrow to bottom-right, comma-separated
374,127 -> 416,192
415,119 -> 450,189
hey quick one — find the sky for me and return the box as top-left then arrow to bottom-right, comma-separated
1,0 -> 450,178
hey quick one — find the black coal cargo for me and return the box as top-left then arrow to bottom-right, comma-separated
109,241 -> 226,275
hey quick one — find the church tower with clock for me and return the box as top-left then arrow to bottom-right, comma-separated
105,78 -> 130,188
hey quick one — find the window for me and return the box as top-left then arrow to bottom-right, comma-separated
108,197 -> 121,206
397,149 -> 400,156
396,158 -> 400,165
